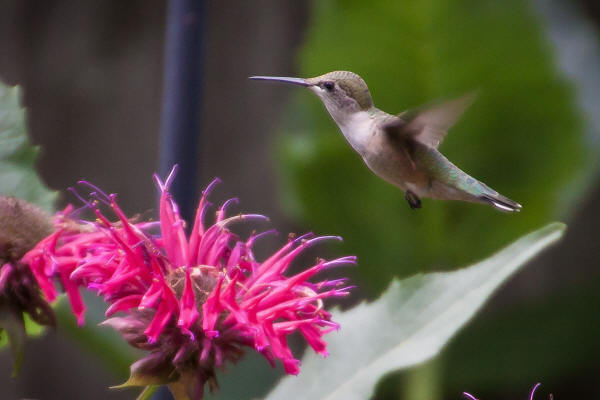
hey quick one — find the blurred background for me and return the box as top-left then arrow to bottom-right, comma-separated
0,0 -> 599,399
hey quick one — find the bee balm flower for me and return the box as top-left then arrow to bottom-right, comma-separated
23,169 -> 355,399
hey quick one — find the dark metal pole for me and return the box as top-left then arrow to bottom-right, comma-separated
159,0 -> 206,224
155,2 -> 205,398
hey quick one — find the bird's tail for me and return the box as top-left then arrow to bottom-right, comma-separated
430,154 -> 522,212
479,191 -> 522,212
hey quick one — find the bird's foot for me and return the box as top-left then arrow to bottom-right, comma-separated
405,190 -> 421,210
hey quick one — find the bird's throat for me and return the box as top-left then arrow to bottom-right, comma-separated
332,110 -> 374,155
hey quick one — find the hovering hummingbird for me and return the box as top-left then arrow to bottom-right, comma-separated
250,71 -> 521,212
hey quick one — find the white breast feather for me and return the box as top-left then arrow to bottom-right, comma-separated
337,111 -> 373,155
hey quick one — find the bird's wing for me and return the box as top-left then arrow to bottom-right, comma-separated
381,91 -> 477,149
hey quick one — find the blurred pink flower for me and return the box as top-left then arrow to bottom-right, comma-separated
23,169 -> 354,398
22,204 -> 92,326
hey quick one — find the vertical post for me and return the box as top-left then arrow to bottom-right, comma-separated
156,2 -> 205,399
159,0 -> 206,224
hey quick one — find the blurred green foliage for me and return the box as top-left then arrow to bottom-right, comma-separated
0,83 -> 56,212
278,0 -> 588,293
442,276 -> 600,390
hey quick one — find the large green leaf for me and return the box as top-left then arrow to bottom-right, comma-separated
279,0 -> 587,291
265,223 -> 564,400
0,82 -> 56,212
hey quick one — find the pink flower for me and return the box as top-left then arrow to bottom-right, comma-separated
23,168 -> 355,398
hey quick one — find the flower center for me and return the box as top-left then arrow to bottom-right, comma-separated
167,266 -> 220,309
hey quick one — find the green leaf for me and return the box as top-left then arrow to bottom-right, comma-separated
279,0 -> 588,292
265,223 -> 564,400
112,374 -> 165,389
0,81 -> 56,212
23,312 -> 45,336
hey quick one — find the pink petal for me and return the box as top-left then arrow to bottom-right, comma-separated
60,268 -> 86,325
105,294 -> 143,316
0,263 -> 14,290
177,269 -> 200,335
144,300 -> 173,343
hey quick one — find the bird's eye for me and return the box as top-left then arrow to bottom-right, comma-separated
323,81 -> 335,91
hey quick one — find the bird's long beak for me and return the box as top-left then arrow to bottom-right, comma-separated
249,76 -> 309,87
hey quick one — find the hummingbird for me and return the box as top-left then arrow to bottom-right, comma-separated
250,71 -> 521,212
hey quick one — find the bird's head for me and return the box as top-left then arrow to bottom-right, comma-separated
250,71 -> 374,119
